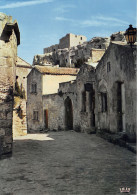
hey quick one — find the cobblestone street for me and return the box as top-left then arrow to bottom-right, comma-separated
0,131 -> 136,195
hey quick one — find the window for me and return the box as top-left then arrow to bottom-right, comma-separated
31,83 -> 37,93
81,37 -> 82,40
101,93 -> 107,112
107,62 -> 111,72
82,91 -> 86,112
33,111 -> 38,120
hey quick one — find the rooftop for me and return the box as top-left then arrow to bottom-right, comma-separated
35,65 -> 79,75
16,57 -> 32,68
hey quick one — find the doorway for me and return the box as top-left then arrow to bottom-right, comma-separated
64,97 -> 73,130
44,109 -> 48,129
117,82 -> 123,131
89,90 -> 95,127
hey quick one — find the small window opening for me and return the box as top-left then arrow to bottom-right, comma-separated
101,93 -> 107,112
107,62 -> 111,72
31,83 -> 37,93
82,91 -> 86,112
33,111 -> 38,120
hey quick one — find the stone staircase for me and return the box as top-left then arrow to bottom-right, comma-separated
13,99 -> 27,137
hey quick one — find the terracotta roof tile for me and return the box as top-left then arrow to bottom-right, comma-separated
35,65 -> 79,75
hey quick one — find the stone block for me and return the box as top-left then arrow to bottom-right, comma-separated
4,135 -> 12,144
0,119 -> 12,128
3,143 -> 12,154
0,128 -> 5,136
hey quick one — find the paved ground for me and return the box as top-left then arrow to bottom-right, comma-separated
0,131 -> 136,195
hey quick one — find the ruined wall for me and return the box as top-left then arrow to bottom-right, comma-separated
44,44 -> 59,54
69,34 -> 87,48
59,33 -> 87,49
0,13 -> 20,155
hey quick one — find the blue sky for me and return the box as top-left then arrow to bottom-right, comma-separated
0,0 -> 137,64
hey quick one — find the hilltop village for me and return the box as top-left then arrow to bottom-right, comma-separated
0,13 -> 137,157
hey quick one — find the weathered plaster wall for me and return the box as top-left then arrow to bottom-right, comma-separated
42,74 -> 77,95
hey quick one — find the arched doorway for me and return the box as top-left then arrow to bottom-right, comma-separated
64,97 -> 73,130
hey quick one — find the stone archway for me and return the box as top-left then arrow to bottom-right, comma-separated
64,97 -> 73,130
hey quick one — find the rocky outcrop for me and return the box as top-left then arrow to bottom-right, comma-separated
110,31 -> 126,42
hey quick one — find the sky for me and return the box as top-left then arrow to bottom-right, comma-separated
0,0 -> 137,64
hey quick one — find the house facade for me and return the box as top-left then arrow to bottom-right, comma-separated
27,66 -> 79,131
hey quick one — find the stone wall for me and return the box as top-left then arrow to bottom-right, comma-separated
0,13 -> 20,156
44,44 -> 59,54
96,42 -> 137,134
59,33 -> 87,49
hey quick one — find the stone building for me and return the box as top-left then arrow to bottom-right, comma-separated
27,66 -> 79,131
59,33 -> 87,49
0,13 -> 20,156
38,41 -> 136,138
44,33 -> 87,53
